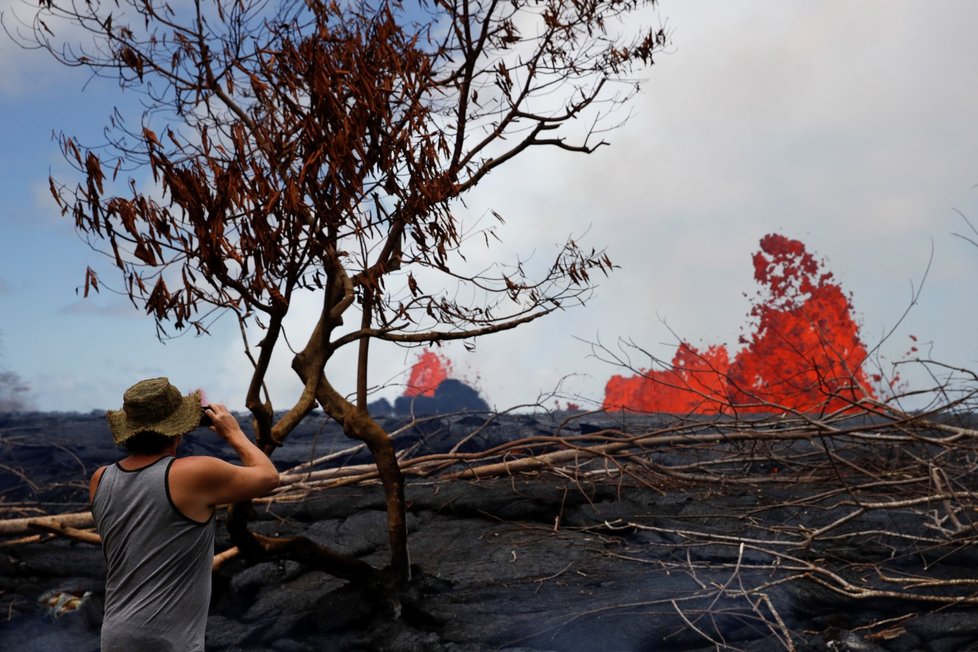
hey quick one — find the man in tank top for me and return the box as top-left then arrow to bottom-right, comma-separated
89,377 -> 279,651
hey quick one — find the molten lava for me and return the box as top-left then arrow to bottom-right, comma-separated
405,350 -> 451,397
604,234 -> 875,414
604,343 -> 732,414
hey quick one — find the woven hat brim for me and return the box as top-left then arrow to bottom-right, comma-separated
106,391 -> 202,445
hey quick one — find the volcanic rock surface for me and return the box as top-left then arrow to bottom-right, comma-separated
2,410 -> 978,651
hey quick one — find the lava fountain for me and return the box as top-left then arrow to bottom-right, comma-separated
404,350 -> 451,398
604,234 -> 875,414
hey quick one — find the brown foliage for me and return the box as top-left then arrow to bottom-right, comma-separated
8,0 -> 666,588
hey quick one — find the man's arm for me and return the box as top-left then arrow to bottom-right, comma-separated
173,404 -> 279,510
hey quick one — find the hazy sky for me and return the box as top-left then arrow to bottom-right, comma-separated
2,1 -> 977,413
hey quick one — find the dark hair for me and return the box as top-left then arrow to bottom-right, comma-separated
123,431 -> 177,455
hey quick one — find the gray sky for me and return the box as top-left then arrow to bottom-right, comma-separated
2,1 -> 977,412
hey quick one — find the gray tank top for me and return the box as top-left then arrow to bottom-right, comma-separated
91,456 -> 214,652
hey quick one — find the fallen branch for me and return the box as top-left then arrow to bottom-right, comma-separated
30,521 -> 101,545
0,512 -> 94,537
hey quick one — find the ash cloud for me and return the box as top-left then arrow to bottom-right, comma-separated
0,330 -> 33,412
0,370 -> 32,412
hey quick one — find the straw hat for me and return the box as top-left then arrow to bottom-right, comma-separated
106,377 -> 202,444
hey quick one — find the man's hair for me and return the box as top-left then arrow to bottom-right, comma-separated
123,431 -> 175,455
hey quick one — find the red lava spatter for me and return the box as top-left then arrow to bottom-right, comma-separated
604,234 -> 875,414
404,351 -> 451,398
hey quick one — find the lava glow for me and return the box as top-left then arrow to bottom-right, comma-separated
404,351 -> 451,397
604,234 -> 876,414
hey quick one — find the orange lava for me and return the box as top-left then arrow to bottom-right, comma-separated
603,234 -> 875,414
404,351 -> 451,397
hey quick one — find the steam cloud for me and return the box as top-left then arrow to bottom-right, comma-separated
0,371 -> 32,412
0,330 -> 33,412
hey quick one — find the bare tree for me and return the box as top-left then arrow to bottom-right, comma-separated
6,0 -> 666,591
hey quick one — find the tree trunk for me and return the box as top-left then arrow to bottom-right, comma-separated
314,375 -> 411,585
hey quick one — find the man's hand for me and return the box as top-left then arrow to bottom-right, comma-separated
203,403 -> 243,440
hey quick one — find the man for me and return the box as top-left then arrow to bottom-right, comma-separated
89,377 -> 279,651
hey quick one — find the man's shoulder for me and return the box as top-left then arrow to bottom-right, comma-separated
172,455 -> 226,472
89,465 -> 111,503
170,455 -> 236,485
90,464 -> 112,485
